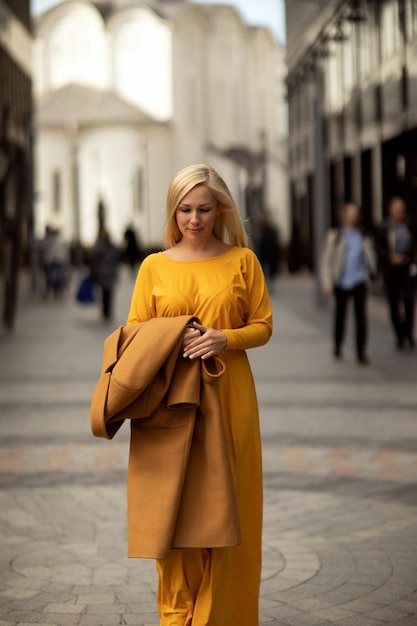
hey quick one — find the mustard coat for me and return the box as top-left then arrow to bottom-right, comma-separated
90,315 -> 241,559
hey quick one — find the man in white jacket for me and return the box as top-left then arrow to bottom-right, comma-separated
321,202 -> 377,364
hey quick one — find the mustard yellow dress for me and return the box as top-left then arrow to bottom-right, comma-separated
127,246 -> 273,626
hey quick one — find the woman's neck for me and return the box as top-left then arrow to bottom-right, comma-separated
164,237 -> 231,260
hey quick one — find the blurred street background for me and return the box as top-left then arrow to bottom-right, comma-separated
1,0 -> 417,625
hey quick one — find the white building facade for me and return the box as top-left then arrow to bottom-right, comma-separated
34,0 -> 288,248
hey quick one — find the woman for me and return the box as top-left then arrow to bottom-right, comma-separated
127,164 -> 273,626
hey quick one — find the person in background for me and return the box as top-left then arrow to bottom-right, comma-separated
42,228 -> 69,299
122,225 -> 143,274
321,202 -> 377,364
91,227 -> 120,320
127,164 -> 272,626
39,225 -> 54,297
256,219 -> 280,289
376,197 -> 417,350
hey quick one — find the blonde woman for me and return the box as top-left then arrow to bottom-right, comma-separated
127,164 -> 273,625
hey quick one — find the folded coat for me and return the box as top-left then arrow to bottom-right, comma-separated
90,315 -> 241,559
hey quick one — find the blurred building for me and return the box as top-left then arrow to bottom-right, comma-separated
33,0 -> 288,249
286,0 -> 417,272
0,0 -> 33,328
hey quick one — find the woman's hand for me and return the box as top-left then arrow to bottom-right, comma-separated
183,325 -> 201,351
183,321 -> 227,360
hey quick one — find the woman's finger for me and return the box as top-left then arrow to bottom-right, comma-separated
192,321 -> 208,332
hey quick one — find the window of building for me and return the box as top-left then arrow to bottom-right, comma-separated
381,0 -> 400,59
52,170 -> 61,214
359,11 -> 373,79
327,48 -> 342,108
343,35 -> 356,92
410,0 -> 417,38
303,85 -> 310,124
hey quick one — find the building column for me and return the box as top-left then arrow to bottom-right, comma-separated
312,73 -> 327,306
371,143 -> 383,224
352,152 -> 362,205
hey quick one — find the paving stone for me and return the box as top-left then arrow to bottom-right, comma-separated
310,606 -> 358,621
122,614 -> 160,625
1,611 -> 44,623
40,615 -> 81,625
44,603 -> 86,615
0,590 -> 40,601
366,607 -> 414,622
334,618 -> 386,626
19,623 -> 58,626
339,599 -> 387,614
75,596 -> 115,607
389,599 -> 417,613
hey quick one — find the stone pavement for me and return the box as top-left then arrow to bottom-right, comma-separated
0,268 -> 416,626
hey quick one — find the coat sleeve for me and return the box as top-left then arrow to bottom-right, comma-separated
222,250 -> 272,351
90,327 -> 126,440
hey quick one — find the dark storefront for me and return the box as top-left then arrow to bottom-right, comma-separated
286,0 -> 417,273
0,0 -> 32,329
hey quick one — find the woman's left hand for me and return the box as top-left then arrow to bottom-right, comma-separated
183,321 -> 227,360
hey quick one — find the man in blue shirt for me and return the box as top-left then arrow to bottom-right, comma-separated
322,202 -> 377,364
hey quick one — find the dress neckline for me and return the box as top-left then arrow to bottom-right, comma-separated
160,246 -> 239,264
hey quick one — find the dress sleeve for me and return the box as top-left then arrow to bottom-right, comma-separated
222,250 -> 273,350
126,256 -> 156,323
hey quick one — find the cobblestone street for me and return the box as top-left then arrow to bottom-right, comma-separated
0,269 -> 416,626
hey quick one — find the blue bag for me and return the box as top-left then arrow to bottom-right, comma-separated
76,275 -> 96,304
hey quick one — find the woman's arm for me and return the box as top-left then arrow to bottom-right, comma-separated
183,251 -> 272,358
126,256 -> 155,323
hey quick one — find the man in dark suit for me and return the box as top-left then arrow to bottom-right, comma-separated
376,197 -> 417,350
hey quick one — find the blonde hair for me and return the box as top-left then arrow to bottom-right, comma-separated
164,164 -> 248,248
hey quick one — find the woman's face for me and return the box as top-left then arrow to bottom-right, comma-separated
175,185 -> 220,243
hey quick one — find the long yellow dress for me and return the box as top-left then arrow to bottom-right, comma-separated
127,246 -> 273,626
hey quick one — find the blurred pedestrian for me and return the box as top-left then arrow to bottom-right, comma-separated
256,219 -> 280,287
91,227 -> 120,320
39,225 -> 54,296
321,202 -> 377,364
42,228 -> 69,298
376,197 -> 417,350
121,225 -> 143,273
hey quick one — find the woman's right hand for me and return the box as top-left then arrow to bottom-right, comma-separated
183,326 -> 201,351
